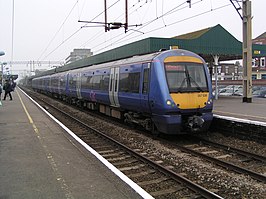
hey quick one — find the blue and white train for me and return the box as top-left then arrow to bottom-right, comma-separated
32,49 -> 213,134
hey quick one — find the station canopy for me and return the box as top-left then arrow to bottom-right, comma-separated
34,24 -> 266,77
171,24 -> 266,62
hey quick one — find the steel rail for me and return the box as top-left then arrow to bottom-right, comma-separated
198,138 -> 266,163
175,144 -> 266,183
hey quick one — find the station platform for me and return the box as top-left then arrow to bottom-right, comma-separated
0,88 -> 150,199
213,96 -> 266,125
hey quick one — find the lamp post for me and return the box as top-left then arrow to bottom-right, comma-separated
0,51 -> 6,86
1,62 -> 7,85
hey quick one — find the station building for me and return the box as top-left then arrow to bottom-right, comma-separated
65,49 -> 93,64
252,32 -> 266,80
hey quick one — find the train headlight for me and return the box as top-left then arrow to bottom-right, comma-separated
207,99 -> 213,105
166,99 -> 172,106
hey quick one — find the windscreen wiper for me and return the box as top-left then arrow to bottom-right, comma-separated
187,76 -> 204,92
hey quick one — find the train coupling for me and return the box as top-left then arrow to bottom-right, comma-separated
187,115 -> 205,132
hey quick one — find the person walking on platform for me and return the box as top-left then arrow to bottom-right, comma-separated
3,79 -> 13,101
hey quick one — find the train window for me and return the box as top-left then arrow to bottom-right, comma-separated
91,75 -> 101,90
165,63 -> 208,92
142,68 -> 149,94
187,64 -> 208,90
100,75 -> 109,91
60,77 -> 65,87
87,76 -> 93,89
81,75 -> 86,88
69,75 -> 77,89
119,72 -> 140,93
165,64 -> 187,91
51,78 -> 55,86
81,75 -> 91,89
120,73 -> 128,92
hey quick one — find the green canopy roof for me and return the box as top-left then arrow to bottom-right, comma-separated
33,24 -> 266,77
172,24 -> 266,62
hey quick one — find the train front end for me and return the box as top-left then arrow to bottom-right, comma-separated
151,50 -> 213,134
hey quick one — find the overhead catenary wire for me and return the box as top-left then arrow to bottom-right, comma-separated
93,2 -> 231,54
38,0 -> 80,61
92,0 -> 191,53
40,0 -> 234,63
42,0 -> 166,61
42,0 -> 122,61
89,0 -> 191,53
42,28 -> 82,61
80,0 -> 147,49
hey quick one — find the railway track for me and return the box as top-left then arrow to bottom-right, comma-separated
174,136 -> 266,183
22,87 -> 266,198
27,89 -> 222,199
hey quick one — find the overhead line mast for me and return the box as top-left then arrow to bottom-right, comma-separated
104,0 -> 128,32
80,0 -> 140,32
230,0 -> 252,103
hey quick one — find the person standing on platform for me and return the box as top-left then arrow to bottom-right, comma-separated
3,79 -> 13,101
0,83 -> 2,100
11,79 -> 16,91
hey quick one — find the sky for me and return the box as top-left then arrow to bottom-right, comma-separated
0,0 -> 265,79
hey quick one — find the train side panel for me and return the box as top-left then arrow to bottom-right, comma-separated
80,67 -> 110,106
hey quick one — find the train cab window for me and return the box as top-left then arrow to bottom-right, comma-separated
165,63 -> 208,93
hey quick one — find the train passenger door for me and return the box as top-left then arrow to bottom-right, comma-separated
65,73 -> 70,96
76,72 -> 82,99
141,63 -> 151,113
58,74 -> 62,95
109,67 -> 120,107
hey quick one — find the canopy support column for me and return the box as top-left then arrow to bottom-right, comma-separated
213,55 -> 219,100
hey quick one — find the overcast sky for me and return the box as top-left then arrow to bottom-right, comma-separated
0,0 -> 265,77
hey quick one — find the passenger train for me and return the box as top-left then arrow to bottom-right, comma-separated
32,49 -> 213,135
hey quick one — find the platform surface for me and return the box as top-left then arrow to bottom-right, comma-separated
0,89 -> 145,199
213,96 -> 266,124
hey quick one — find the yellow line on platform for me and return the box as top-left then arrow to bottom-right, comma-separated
16,89 -> 74,199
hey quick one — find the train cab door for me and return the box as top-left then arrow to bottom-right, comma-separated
109,67 -> 120,107
76,72 -> 82,99
140,63 -> 151,113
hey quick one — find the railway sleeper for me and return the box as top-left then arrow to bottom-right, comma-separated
149,187 -> 184,197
